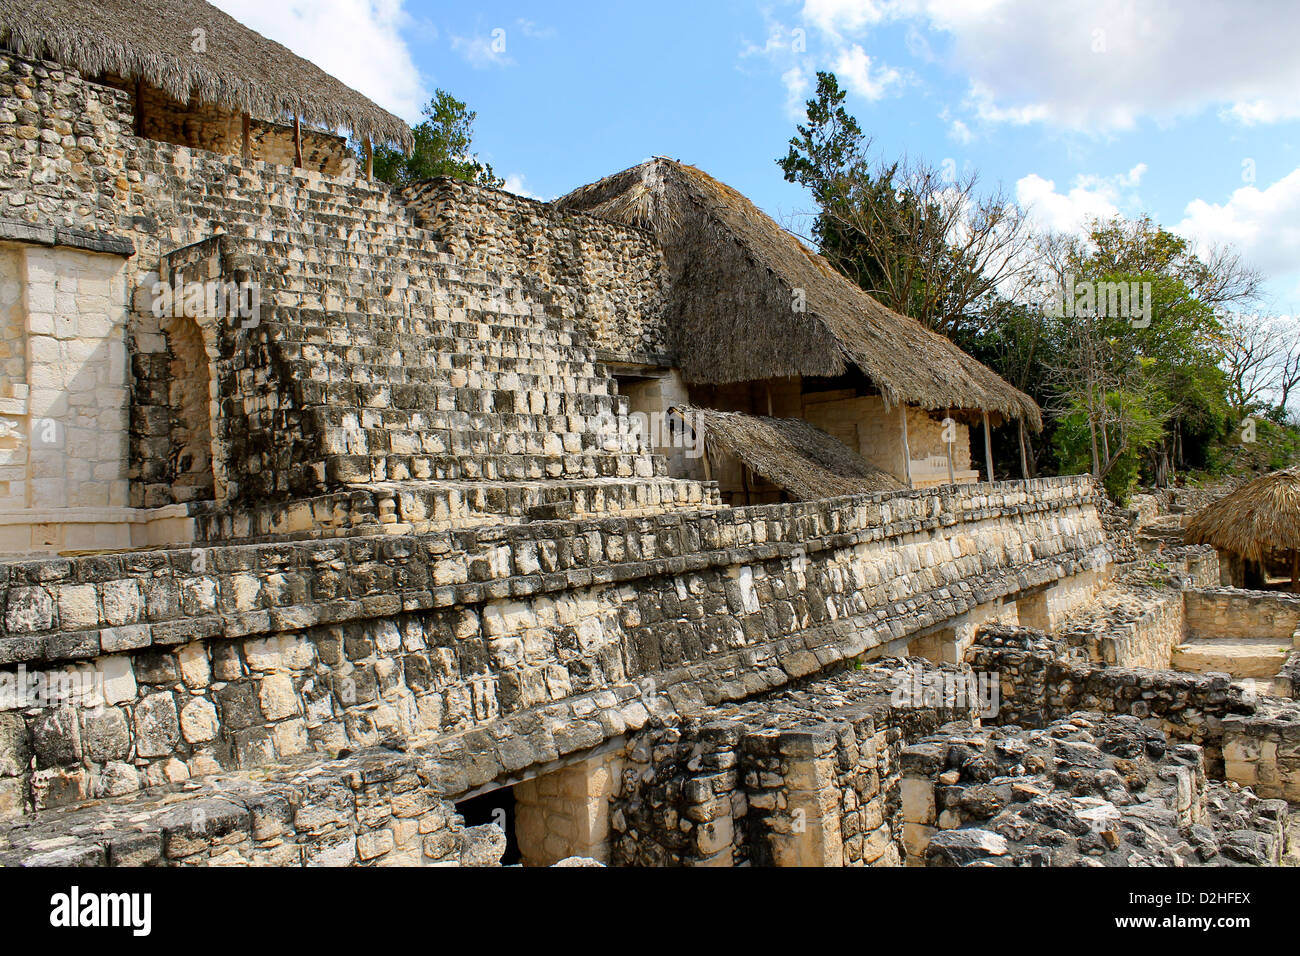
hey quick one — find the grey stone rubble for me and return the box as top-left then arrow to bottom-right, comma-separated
903,712 -> 1289,867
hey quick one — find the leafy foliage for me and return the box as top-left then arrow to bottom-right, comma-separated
777,73 -> 1297,492
355,90 -> 502,187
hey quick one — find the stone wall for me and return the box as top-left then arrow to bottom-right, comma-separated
0,744 -> 506,867
1223,701 -> 1300,802
900,712 -> 1290,867
116,77 -> 353,175
0,55 -> 130,236
1056,585 -> 1185,668
0,477 -> 1107,818
609,661 -> 976,867
514,748 -> 623,865
0,245 -> 22,387
0,242 -> 133,554
402,178 -> 672,362
971,625 -> 1255,772
1184,588 -> 1300,642
803,394 -> 977,486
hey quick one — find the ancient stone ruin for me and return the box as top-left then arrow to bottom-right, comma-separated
0,1 -> 1295,868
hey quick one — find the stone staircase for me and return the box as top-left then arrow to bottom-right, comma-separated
1171,633 -> 1295,682
156,167 -> 718,533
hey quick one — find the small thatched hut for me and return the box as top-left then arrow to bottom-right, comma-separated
673,406 -> 904,505
1186,466 -> 1300,590
556,158 -> 1040,489
0,0 -> 411,169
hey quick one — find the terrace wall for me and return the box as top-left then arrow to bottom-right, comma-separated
0,477 -> 1107,819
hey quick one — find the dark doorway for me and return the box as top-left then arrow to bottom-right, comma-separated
456,785 -> 521,865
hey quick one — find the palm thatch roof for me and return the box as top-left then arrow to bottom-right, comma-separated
557,158 -> 1041,429
675,405 -> 905,502
1185,466 -> 1300,563
0,0 -> 412,149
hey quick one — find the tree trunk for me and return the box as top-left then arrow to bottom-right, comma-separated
1087,381 -> 1101,477
1018,419 -> 1029,480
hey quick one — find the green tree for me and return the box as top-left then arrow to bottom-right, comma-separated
1040,221 -> 1236,491
778,71 -> 1031,337
358,90 -> 502,187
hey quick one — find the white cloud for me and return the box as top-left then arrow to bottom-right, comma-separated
799,0 -> 1300,132
833,45 -> 903,101
451,31 -> 514,69
739,8 -> 907,118
210,0 -> 427,122
740,20 -> 796,60
946,117 -> 973,144
1015,163 -> 1147,234
1176,168 -> 1300,277
782,64 -> 813,119
802,0 -> 889,39
515,19 -> 556,40
503,174 -> 545,201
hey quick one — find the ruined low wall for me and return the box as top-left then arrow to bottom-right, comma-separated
898,712 -> 1290,867
1223,702 -> 1300,802
1057,586 -> 1185,668
0,477 -> 1106,819
971,626 -> 1258,773
402,178 -> 672,362
1184,588 -> 1300,641
610,662 -> 978,868
0,744 -> 506,867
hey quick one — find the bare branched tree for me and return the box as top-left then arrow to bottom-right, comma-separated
1219,312 -> 1300,419
814,157 -> 1034,336
1220,312 -> 1286,416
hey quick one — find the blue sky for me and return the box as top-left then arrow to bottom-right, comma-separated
215,0 -> 1300,314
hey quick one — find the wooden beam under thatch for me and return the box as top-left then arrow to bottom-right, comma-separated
674,405 -> 905,502
557,158 -> 1042,430
1185,466 -> 1300,569
0,0 -> 412,151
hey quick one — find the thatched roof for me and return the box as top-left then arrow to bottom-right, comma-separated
1185,466 -> 1300,563
557,159 -> 1041,429
0,0 -> 412,149
675,405 -> 905,502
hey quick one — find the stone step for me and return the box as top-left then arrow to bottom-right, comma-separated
288,363 -> 617,400
1171,638 -> 1292,679
197,476 -> 722,542
295,381 -> 624,418
268,316 -> 588,353
282,342 -> 600,377
313,422 -> 641,460
325,451 -> 666,484
269,319 -> 589,354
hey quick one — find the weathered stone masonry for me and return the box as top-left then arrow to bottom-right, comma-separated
0,477 -> 1106,822
4,50 -> 1202,868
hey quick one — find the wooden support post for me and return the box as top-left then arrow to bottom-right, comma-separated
900,405 -> 913,490
364,137 -> 374,180
293,116 -> 303,167
983,412 -> 995,484
1291,549 -> 1299,592
1018,419 -> 1029,479
765,384 -> 774,418
946,409 -> 955,486
241,112 -> 251,161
